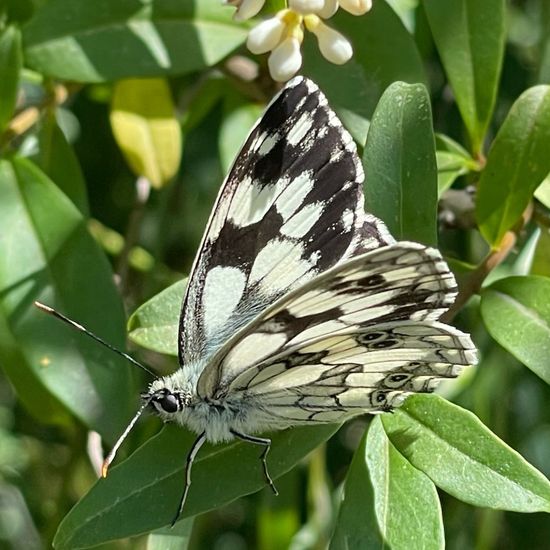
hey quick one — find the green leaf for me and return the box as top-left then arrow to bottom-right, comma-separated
147,517 -> 194,550
22,0 -> 248,82
435,134 -> 478,195
53,423 -> 339,549
476,85 -> 550,247
480,276 -> 550,385
531,229 -> 550,278
534,175 -> 550,209
0,25 -> 22,132
363,81 -> 437,245
331,418 -> 444,550
0,157 -> 134,441
128,278 -> 186,356
303,0 -> 426,144
382,394 -> 550,512
33,111 -> 89,215
423,0 -> 506,154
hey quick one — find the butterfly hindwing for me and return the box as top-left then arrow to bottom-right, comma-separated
227,320 -> 475,424
179,77 -> 392,367
197,242 -> 473,400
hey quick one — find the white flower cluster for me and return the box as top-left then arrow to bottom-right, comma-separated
225,0 -> 373,81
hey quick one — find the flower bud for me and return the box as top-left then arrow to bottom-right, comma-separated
230,0 -> 265,21
338,0 -> 372,16
268,36 -> 303,82
317,0 -> 339,18
305,16 -> 352,64
288,0 -> 325,14
247,16 -> 286,54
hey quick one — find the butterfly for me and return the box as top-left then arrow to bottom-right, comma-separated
37,76 -> 476,526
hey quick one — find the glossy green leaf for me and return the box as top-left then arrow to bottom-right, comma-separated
303,0 -> 426,144
382,394 -> 550,512
368,418 -> 444,550
423,0 -> 506,153
34,112 -> 89,214
331,418 -> 443,550
0,157 -> 134,441
0,25 -> 22,132
363,81 -> 437,245
480,276 -> 550,384
53,423 -> 339,549
128,279 -> 186,356
330,427 -> 384,550
22,0 -> 248,82
476,85 -> 550,246
147,517 -> 194,550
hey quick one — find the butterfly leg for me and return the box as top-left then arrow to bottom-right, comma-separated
230,429 -> 279,496
172,431 -> 207,527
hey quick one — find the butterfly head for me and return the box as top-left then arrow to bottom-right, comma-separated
143,377 -> 194,420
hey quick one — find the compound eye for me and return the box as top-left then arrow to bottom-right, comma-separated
158,393 -> 179,413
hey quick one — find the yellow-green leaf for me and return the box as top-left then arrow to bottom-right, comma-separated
110,78 -> 182,189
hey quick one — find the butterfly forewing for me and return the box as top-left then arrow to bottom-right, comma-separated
179,77 -> 392,367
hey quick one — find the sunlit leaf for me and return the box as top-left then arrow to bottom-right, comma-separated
128,279 -> 187,356
481,276 -> 550,384
147,517 -> 194,550
363,81 -> 437,245
22,0 -> 248,82
423,0 -> 506,154
382,395 -> 550,512
110,78 -> 182,189
331,418 -> 444,550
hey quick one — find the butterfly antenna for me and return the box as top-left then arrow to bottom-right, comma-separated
101,396 -> 153,477
34,301 -> 156,377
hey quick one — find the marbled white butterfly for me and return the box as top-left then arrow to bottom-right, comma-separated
37,77 -> 477,525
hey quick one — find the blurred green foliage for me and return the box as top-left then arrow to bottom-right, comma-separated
0,0 -> 550,548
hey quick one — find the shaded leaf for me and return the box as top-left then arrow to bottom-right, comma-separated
0,25 -> 22,132
53,423 -> 339,549
110,78 -> 182,189
363,81 -> 437,245
0,157 -> 134,441
423,0 -> 506,153
127,279 -> 187,356
382,394 -> 550,512
34,111 -> 89,214
476,85 -> 550,246
303,0 -> 426,144
531,229 -> 550,278
480,276 -> 550,384
22,0 -> 248,82
435,134 -> 478,194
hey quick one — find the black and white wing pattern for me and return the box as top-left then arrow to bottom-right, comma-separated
197,242 -> 476,411
179,77 -> 392,366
